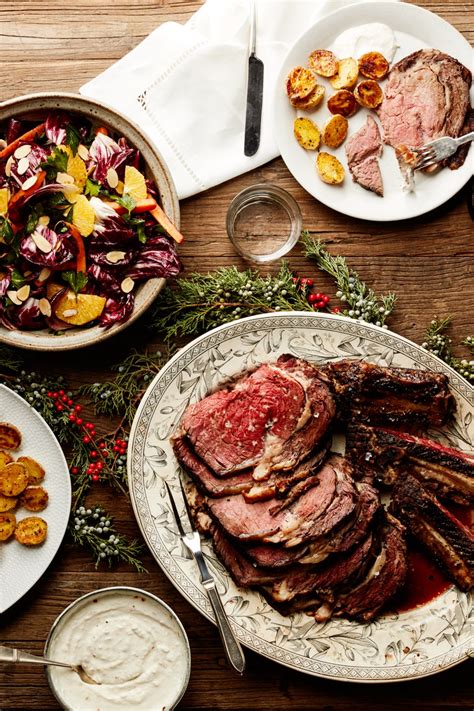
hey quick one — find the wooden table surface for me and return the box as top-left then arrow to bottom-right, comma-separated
0,1 -> 473,709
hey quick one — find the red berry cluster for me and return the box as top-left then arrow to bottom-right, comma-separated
293,276 -> 331,311
46,390 -> 125,483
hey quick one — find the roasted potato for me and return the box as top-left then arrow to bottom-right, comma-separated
359,52 -> 390,80
0,512 -> 16,541
286,66 -> 317,102
316,152 -> 345,185
329,58 -> 358,90
290,84 -> 325,111
0,422 -> 22,450
308,49 -> 338,77
17,456 -> 45,485
15,516 -> 48,546
294,117 -> 321,150
0,462 -> 29,497
327,90 -> 358,117
0,494 -> 17,513
19,486 -> 49,512
0,450 -> 13,468
54,291 -> 106,326
322,114 -> 349,148
354,80 -> 384,109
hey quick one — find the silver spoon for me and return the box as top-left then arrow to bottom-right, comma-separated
0,644 -> 99,684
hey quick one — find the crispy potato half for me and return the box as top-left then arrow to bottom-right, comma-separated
0,494 -> 17,513
316,152 -> 345,185
329,58 -> 358,90
291,84 -> 325,111
359,52 -> 390,80
0,462 -> 29,497
0,512 -> 16,541
322,114 -> 349,148
14,516 -> 48,546
286,66 -> 317,102
327,90 -> 358,118
17,456 -> 45,485
0,422 -> 22,450
0,450 -> 13,468
294,117 -> 321,150
308,49 -> 338,77
354,80 -> 384,109
19,486 -> 49,512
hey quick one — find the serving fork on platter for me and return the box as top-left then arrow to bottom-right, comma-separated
409,131 -> 474,170
165,480 -> 246,674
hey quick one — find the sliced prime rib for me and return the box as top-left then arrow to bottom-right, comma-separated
178,354 -> 335,481
321,359 -> 454,429
390,475 -> 474,591
210,524 -> 280,587
378,49 -> 472,171
345,115 -> 384,196
208,454 -> 357,547
346,423 -> 474,504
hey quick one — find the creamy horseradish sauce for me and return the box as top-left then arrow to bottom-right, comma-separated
48,591 -> 189,711
331,22 -> 398,62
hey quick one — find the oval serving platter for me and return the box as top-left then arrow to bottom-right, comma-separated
128,312 -> 473,682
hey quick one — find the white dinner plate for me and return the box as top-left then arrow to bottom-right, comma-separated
128,313 -> 473,682
0,384 -> 71,613
273,1 -> 474,222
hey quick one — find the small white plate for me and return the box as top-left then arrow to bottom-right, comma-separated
274,1 -> 474,221
0,384 -> 71,613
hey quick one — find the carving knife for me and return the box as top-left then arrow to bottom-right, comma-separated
244,0 -> 264,156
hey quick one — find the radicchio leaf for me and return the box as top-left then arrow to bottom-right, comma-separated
45,112 -> 70,145
0,266 -> 12,296
88,133 -> 134,184
7,297 -> 44,330
126,235 -> 182,281
87,264 -> 123,298
87,244 -> 137,269
9,145 -> 50,190
45,287 -> 75,331
22,182 -> 79,207
99,293 -> 134,327
6,119 -> 22,145
89,197 -> 135,244
19,225 -> 76,270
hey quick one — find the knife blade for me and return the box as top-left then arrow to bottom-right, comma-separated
244,0 -> 264,157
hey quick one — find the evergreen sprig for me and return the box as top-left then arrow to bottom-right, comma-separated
301,232 -> 396,326
148,262 -> 313,341
422,317 -> 474,383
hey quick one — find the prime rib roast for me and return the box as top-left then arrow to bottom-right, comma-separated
391,475 -> 474,591
345,115 -> 384,197
346,423 -> 474,504
378,49 -> 472,171
172,355 -> 473,622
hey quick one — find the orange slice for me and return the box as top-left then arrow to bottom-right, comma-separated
123,165 -> 147,201
67,154 -> 87,189
72,195 -> 95,237
54,290 -> 106,325
0,188 -> 9,217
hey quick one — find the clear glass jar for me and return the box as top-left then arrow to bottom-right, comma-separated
226,183 -> 302,263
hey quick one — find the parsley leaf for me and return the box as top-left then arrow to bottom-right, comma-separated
25,208 -> 40,235
65,124 -> 81,155
11,269 -> 27,288
124,215 -> 147,243
42,147 -> 69,179
62,271 -> 88,294
85,178 -> 101,197
101,190 -> 136,215
0,216 -> 14,244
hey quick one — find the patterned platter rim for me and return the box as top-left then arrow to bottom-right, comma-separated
128,313 -> 473,683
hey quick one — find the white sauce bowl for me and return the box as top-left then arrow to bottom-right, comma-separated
44,586 -> 191,711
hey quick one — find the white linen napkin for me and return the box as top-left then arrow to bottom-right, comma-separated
81,0 -> 391,200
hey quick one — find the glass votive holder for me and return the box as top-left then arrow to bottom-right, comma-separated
226,183 -> 302,263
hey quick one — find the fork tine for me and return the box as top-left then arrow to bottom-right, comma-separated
178,478 -> 196,531
415,156 -> 436,170
164,481 -> 186,537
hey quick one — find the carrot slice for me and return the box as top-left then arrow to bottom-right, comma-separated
8,170 -> 46,221
95,127 -> 109,136
64,222 -> 87,275
104,197 -> 157,215
149,204 -> 184,244
0,123 -> 46,161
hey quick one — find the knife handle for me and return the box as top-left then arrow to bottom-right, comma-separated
194,551 -> 245,674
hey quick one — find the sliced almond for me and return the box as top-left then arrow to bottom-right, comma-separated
7,290 -> 22,306
31,231 -> 53,254
23,270 -> 32,277
106,167 -> 119,189
56,172 -> 75,186
5,156 -> 14,178
61,308 -> 78,317
16,285 -> 30,302
0,139 -> 7,150
38,267 -> 52,282
77,144 -> 89,161
106,250 -> 126,264
21,175 -> 37,191
38,298 -> 52,317
38,215 -> 50,226
120,277 -> 134,294
17,157 -> 30,176
14,144 -> 32,159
